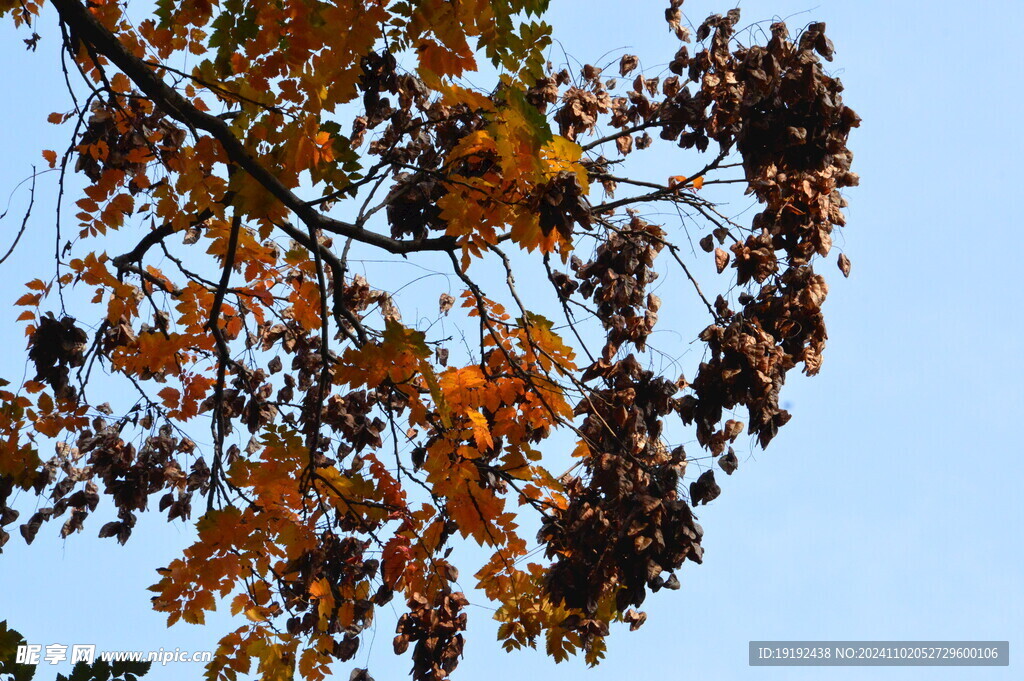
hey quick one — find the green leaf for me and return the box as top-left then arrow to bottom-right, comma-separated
0,621 -> 35,681
110,660 -> 151,679
505,87 -> 554,146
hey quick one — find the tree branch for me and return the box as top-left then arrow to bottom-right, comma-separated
49,0 -> 456,256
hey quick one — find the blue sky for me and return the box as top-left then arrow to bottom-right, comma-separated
0,1 -> 1021,680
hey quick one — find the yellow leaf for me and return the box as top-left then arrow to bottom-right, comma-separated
243,607 -> 267,622
420,359 -> 452,429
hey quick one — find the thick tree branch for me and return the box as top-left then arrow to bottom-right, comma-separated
206,213 -> 242,512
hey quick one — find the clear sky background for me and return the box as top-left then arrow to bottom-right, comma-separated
1,1 -> 1021,680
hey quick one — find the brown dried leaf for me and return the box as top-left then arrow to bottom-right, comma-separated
268,356 -> 283,374
690,470 -> 721,506
714,247 -> 729,273
624,608 -> 647,631
719,447 -> 738,475
616,134 -> 633,155
723,419 -> 744,440
838,253 -> 851,277
439,292 -> 455,315
619,55 -> 639,77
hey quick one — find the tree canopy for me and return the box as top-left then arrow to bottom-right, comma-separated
0,1 -> 858,679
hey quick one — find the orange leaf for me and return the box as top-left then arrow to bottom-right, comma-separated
157,387 -> 181,408
467,409 -> 494,451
